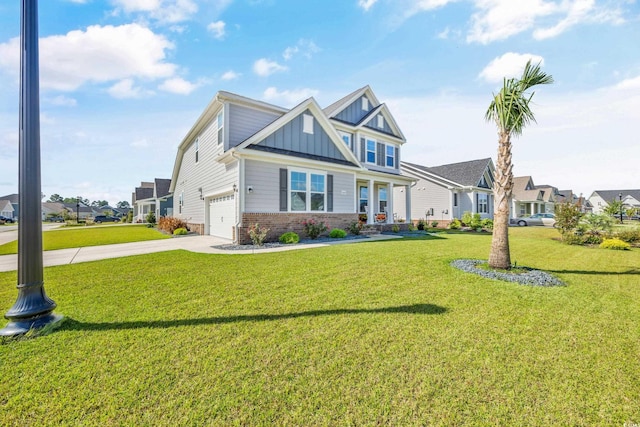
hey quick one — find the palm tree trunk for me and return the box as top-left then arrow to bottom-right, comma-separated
489,131 -> 513,269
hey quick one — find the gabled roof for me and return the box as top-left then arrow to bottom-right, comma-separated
590,189 -> 640,204
135,187 -> 154,201
323,86 -> 376,118
512,176 -> 544,202
154,178 -> 171,198
0,194 -> 19,203
354,103 -> 406,142
402,158 -> 494,189
534,184 -> 559,203
0,200 -> 14,210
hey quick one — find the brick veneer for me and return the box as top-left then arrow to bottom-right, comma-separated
238,212 -> 359,244
187,222 -> 204,235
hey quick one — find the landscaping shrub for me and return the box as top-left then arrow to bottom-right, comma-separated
302,219 -> 328,239
461,212 -> 473,227
600,238 -> 631,250
158,216 -> 189,234
146,211 -> 156,224
279,231 -> 299,244
392,224 -> 400,233
555,202 -> 583,237
417,219 -> 426,231
407,223 -> 416,231
348,221 -> 362,235
431,221 -> 439,228
173,227 -> 188,236
448,218 -> 462,230
481,219 -> 494,230
615,227 -> 640,244
329,228 -> 347,238
248,223 -> 270,246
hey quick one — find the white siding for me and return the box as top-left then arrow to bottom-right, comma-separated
410,178 -> 451,221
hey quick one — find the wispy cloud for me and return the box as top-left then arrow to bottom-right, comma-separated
110,0 -> 198,24
358,0 -> 379,11
207,20 -> 226,39
45,95 -> 78,107
262,87 -> 319,107
108,79 -> 147,99
221,70 -> 240,81
253,58 -> 288,77
282,39 -> 320,60
158,77 -> 200,95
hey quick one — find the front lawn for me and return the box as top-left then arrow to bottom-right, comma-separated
1,228 -> 639,425
0,224 -> 170,255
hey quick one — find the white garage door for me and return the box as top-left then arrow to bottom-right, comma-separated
209,193 -> 235,239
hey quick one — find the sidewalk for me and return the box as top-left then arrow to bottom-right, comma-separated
0,234 -> 400,272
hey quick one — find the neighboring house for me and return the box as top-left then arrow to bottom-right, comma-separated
534,183 -> 561,214
41,202 -> 65,220
587,190 -> 640,215
133,179 -> 173,222
169,86 -> 413,242
0,193 -> 19,218
510,176 -> 549,219
396,158 -> 496,226
0,199 -> 15,219
62,202 -> 94,220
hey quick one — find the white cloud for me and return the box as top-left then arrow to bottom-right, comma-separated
207,20 -> 226,39
221,70 -> 240,81
108,79 -> 146,99
158,77 -> 199,94
282,39 -> 320,60
111,0 -> 198,23
253,58 -> 288,77
478,52 -> 545,83
358,0 -> 379,11
45,95 -> 78,107
614,75 -> 640,90
0,24 -> 176,92
262,87 -> 319,107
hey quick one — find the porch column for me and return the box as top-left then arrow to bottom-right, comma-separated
368,179 -> 375,225
471,191 -> 476,214
386,183 -> 393,223
405,185 -> 412,223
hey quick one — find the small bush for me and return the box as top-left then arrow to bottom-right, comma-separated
146,211 -> 156,224
417,219 -> 426,231
173,227 -> 188,235
431,221 -> 439,228
279,231 -> 299,244
348,221 -> 362,235
562,232 -> 585,245
248,223 -> 270,246
600,238 -> 631,250
461,212 -> 473,227
302,219 -> 328,239
615,228 -> 640,243
407,223 -> 416,231
158,216 -> 189,234
481,219 -> 494,230
329,228 -> 347,238
448,219 -> 462,230
392,224 -> 400,233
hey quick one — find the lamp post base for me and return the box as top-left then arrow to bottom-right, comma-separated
0,313 -> 64,337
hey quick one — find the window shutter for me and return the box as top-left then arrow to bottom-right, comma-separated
360,138 -> 365,162
279,169 -> 288,212
327,174 -> 333,212
476,193 -> 479,213
395,147 -> 399,168
377,142 -> 384,166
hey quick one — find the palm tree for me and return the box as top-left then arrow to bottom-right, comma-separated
486,61 -> 553,269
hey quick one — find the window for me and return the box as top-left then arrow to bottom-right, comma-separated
378,187 -> 387,213
359,186 -> 368,213
386,145 -> 395,167
340,132 -> 352,150
366,139 -> 376,163
217,111 -> 224,145
377,115 -> 384,129
194,138 -> 199,163
362,97 -> 369,111
303,114 -> 314,134
478,193 -> 488,213
290,171 -> 325,212
453,193 -> 458,207
479,175 -> 488,188
179,191 -> 184,214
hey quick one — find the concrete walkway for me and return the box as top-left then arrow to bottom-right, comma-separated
0,233 -> 400,272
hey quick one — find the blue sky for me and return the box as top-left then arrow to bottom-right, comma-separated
1,0 -> 639,205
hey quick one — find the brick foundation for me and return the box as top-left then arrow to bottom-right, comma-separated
239,212 -> 359,245
187,222 -> 205,235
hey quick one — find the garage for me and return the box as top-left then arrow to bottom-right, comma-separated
208,193 -> 236,239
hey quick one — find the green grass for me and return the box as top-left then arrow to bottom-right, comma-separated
0,224 -> 170,255
1,227 -> 639,425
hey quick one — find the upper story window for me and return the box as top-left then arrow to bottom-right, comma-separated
377,115 -> 384,129
339,132 -> 352,150
217,111 -> 224,145
479,175 -> 488,188
366,139 -> 376,164
386,145 -> 395,167
362,97 -> 369,111
194,138 -> 199,163
290,170 -> 325,212
303,114 -> 314,134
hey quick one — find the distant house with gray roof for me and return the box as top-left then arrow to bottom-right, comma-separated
587,189 -> 640,215
396,158 -> 495,225
133,179 -> 173,222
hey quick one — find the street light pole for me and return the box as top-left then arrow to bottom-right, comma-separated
76,196 -> 80,223
1,0 -> 62,337
619,193 -> 623,223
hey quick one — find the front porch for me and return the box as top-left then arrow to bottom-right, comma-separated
356,178 -> 411,226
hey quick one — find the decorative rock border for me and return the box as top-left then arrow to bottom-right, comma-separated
450,259 -> 565,287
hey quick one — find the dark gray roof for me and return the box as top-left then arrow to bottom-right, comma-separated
593,189 -> 640,203
154,178 -> 171,198
135,187 -> 154,201
403,158 -> 493,187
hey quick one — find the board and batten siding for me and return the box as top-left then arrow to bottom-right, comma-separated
256,110 -> 348,162
174,114 -> 239,224
334,95 -> 374,124
244,159 -> 355,213
228,103 -> 282,149
363,113 -> 396,136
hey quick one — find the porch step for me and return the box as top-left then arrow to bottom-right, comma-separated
360,228 -> 381,236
